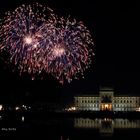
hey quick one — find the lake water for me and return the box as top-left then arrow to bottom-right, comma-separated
0,113 -> 140,139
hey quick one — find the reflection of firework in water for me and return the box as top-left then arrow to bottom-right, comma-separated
0,3 -> 94,84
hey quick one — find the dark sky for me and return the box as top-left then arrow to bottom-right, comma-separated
0,0 -> 140,103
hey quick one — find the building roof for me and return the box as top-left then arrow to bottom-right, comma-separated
74,95 -> 140,98
74,87 -> 140,97
99,87 -> 114,91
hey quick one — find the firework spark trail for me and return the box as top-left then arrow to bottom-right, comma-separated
0,3 -> 56,75
0,3 -> 94,84
42,17 -> 94,84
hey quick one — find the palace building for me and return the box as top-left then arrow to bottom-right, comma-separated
74,87 -> 140,111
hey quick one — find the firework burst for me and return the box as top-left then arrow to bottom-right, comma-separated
0,3 -> 56,75
42,17 -> 94,84
0,3 -> 94,84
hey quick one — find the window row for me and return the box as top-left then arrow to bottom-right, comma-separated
114,100 -> 138,103
79,104 -> 99,107
76,100 -> 99,103
113,104 -> 137,107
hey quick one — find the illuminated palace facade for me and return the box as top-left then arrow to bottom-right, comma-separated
74,87 -> 140,111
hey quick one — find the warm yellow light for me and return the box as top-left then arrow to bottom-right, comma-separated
0,105 -> 3,111
136,107 -> 140,112
15,107 -> 20,110
66,106 -> 76,111
72,107 -> 76,110
105,104 -> 109,108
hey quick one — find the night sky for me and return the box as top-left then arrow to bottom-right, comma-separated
0,0 -> 140,104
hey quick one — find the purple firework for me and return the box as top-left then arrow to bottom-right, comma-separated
0,3 -> 94,84
0,3 -> 56,76
42,17 -> 94,84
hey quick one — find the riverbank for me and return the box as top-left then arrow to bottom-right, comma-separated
1,110 -> 140,119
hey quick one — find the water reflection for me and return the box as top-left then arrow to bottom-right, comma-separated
1,114 -> 140,138
74,118 -> 140,136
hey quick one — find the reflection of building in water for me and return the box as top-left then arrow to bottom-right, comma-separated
74,118 -> 140,135
100,118 -> 113,135
74,87 -> 140,111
